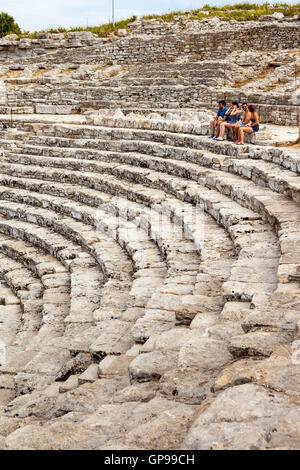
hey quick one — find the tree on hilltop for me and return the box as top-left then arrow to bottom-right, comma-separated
0,12 -> 21,38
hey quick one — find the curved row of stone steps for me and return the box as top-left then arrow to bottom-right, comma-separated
0,211 -> 160,410
0,234 -> 70,342
0,148 -> 295,284
5,126 -> 298,264
3,118 -> 299,175
7,141 -> 300,203
0,169 -> 277,299
2,129 -> 298,356
0,183 -> 232,447
0,218 -> 109,368
8,122 -> 298,179
0,173 -> 237,341
0,236 -> 74,398
0,252 -> 43,339
0,278 -> 21,407
0,118 -> 299,450
0,226 -> 100,395
0,212 -> 138,352
1,182 -> 213,354
0,157 -> 290,372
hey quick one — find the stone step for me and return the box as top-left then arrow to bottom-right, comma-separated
0,278 -> 21,350
9,140 -> 300,203
1,149 -> 297,250
0,161 -> 280,289
0,233 -> 70,335
3,118 -> 299,175
0,215 -> 103,327
0,183 -> 200,339
0,251 -> 43,334
0,192 -> 169,352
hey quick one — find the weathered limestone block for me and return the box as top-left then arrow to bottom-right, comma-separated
78,364 -> 99,384
112,382 -> 159,403
59,375 -> 79,393
160,367 -> 211,404
35,104 -> 74,114
98,355 -> 134,376
228,331 -> 294,358
183,384 -> 300,450
178,335 -> 232,371
129,350 -> 178,382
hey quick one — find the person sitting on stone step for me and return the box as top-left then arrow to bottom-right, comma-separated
233,103 -> 251,142
209,100 -> 228,139
235,105 -> 260,145
216,101 -> 240,141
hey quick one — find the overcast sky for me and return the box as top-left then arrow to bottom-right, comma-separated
1,0 -> 298,32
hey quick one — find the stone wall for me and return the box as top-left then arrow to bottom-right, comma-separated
6,84 -> 299,125
0,22 -> 299,67
186,24 -> 300,60
0,19 -> 298,125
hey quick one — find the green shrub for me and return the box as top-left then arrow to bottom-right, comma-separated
0,12 -> 21,38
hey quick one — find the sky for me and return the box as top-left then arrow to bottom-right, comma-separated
1,0 -> 298,32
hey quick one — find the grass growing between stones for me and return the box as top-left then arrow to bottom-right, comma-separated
20,16 -> 137,39
13,3 -> 300,39
232,63 -> 280,88
0,69 -> 22,79
142,2 -> 300,22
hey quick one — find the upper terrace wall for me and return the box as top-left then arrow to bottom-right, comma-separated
186,24 -> 299,59
0,22 -> 299,67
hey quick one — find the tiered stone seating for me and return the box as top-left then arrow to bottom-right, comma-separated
0,14 -> 299,449
0,111 -> 298,449
1,43 -> 299,123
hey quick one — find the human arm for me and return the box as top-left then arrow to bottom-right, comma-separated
250,112 -> 259,127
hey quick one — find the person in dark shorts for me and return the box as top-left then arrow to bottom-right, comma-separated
216,101 -> 240,141
209,100 -> 228,139
236,105 -> 259,145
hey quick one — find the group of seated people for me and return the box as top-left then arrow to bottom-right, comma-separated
209,100 -> 260,145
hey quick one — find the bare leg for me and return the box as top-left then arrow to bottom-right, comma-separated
210,119 -> 217,136
222,123 -> 233,140
239,127 -> 253,144
219,122 -> 225,139
216,120 -> 222,137
233,125 -> 240,143
236,127 -> 244,144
